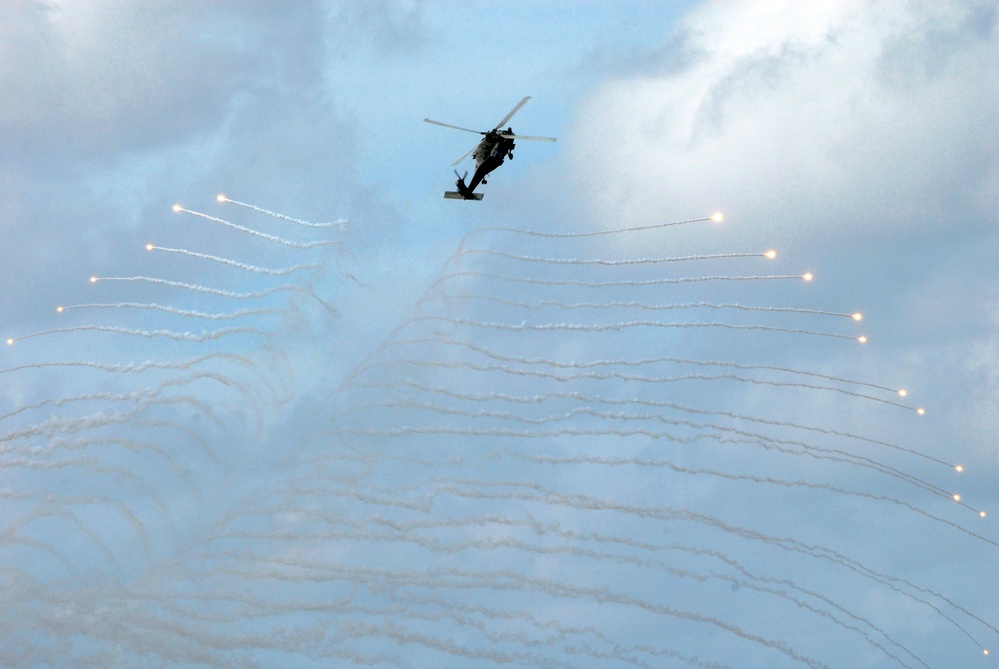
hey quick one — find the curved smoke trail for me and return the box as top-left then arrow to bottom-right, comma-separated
0,208 -> 993,669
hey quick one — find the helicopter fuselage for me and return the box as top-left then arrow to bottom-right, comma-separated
460,130 -> 515,195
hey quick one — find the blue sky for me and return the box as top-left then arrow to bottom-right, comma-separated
2,1 -> 998,667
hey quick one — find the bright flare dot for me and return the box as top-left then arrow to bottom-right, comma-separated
802,273 -> 813,282
857,336 -> 868,344
953,494 -> 961,502
711,212 -> 724,222
955,465 -> 964,473
984,649 -> 989,655
980,511 -> 987,518
56,306 -> 64,313
898,389 -> 907,397
146,243 -> 154,251
852,312 -> 863,321
765,250 -> 777,259
90,276 -> 98,283
5,338 -> 13,346
172,204 -> 182,212
217,193 -> 227,203
917,408 -> 926,415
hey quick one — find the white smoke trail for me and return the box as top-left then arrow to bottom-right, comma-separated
38,436 -> 191,483
215,509 -> 926,668
0,353 -> 255,377
203,554 -> 832,669
0,354 -> 281,410
407,315 -> 867,343
217,194 -> 348,230
457,248 -> 778,266
378,378 -> 948,468
333,398 -> 951,501
0,371 -> 260,426
349,477 -> 986,653
389,335 -> 904,398
206,522 -> 910,667
466,215 -> 718,239
363,356 -> 908,409
379,520 -> 924,668
56,302 -> 280,320
0,455 -> 140,481
145,244 -> 319,275
5,199 -> 989,668
173,205 -> 339,249
433,270 -> 814,289
434,293 -> 862,320
359,384 -> 971,525
338,368 -> 953,501
7,325 -> 262,345
88,276 -> 339,315
0,402 -> 223,456
392,591 -> 736,669
520,453 -> 995,546
438,480 -> 995,648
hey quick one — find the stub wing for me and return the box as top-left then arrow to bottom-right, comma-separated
444,191 -> 483,201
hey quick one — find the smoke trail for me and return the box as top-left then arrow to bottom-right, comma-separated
145,244 -> 319,275
466,215 -> 718,239
377,403 -> 928,504
379,379 -> 947,468
0,400 -> 224,454
88,276 -> 339,315
407,315 -> 867,343
519,453 -> 995,545
433,270 -> 814,289
213,510 -> 925,668
203,554 -> 832,669
351,359 -> 906,409
332,401 -> 952,503
7,325 -> 262,345
4,199 -> 992,668
173,205 -> 340,249
1,353 -> 256,377
56,302 -> 281,321
378,521 -> 924,667
0,371 -> 260,426
207,523 -> 907,666
217,194 -> 348,230
436,293 -> 862,320
457,248 -> 778,266
391,592 -> 737,669
400,480 -> 992,650
389,335 -> 903,398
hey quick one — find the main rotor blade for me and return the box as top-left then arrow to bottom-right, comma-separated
494,96 -> 531,130
424,118 -> 484,135
451,143 -> 478,166
498,133 -> 557,142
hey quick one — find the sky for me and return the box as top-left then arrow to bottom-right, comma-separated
2,1 -> 998,667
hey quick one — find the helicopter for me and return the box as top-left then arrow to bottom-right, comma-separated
424,96 -> 556,200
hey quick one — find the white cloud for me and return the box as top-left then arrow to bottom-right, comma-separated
1,2 -> 239,161
569,0 -> 999,243
4,2 -> 998,666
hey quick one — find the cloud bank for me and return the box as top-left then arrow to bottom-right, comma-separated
2,1 -> 997,667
